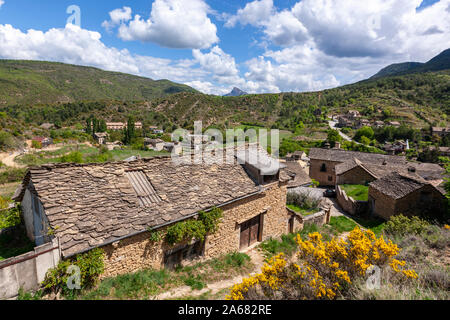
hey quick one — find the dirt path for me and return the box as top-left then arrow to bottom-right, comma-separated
0,151 -> 25,168
155,248 -> 265,300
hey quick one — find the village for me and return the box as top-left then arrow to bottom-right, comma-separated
0,116 -> 448,300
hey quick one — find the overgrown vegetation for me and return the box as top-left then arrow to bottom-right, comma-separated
236,214 -> 449,300
41,248 -> 105,298
165,208 -> 223,245
286,192 -> 321,216
0,224 -> 34,261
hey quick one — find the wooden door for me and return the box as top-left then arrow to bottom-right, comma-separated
249,216 -> 260,246
289,216 -> 294,234
240,215 -> 260,249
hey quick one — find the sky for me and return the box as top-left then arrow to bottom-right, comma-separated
0,0 -> 448,95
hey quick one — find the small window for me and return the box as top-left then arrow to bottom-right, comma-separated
164,241 -> 204,270
320,163 -> 327,172
328,176 -> 333,182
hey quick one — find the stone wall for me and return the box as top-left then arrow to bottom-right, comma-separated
336,185 -> 368,216
302,208 -> 331,226
309,159 -> 340,186
368,186 -> 395,220
101,181 -> 288,278
0,237 -> 60,300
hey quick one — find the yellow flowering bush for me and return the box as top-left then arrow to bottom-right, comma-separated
227,227 -> 417,300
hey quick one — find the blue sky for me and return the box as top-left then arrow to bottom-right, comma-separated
0,0 -> 449,95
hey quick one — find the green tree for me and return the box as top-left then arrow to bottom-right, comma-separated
354,126 -> 374,142
327,129 -> 341,148
85,118 -> 92,135
123,116 -> 136,145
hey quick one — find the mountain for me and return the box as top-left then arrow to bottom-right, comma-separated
0,60 -> 197,106
224,87 -> 248,97
371,48 -> 450,79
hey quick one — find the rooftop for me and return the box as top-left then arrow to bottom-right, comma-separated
14,156 -> 263,257
369,172 -> 429,199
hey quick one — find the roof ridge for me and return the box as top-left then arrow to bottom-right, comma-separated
30,155 -> 173,170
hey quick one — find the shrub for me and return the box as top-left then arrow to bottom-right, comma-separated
227,227 -> 417,300
224,252 -> 251,268
148,230 -> 163,243
0,206 -> 21,229
183,274 -> 206,290
0,167 -> 27,184
287,192 -> 320,210
42,248 -> 104,296
59,151 -> 83,163
31,140 -> 42,149
384,215 -> 430,237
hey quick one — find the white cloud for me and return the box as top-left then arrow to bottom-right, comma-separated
222,0 -> 450,93
225,0 -> 274,28
0,23 -> 215,90
102,7 -> 132,31
263,10 -> 308,46
185,80 -> 230,95
0,1 -> 4,8
115,0 -> 218,49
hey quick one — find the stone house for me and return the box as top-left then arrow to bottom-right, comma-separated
285,151 -> 306,161
281,161 -> 312,188
374,121 -> 385,128
32,137 -> 53,148
163,142 -> 182,155
356,119 -> 371,129
94,132 -> 108,145
12,152 -> 291,277
388,121 -> 401,128
383,140 -> 408,155
309,148 -> 444,187
432,127 -> 450,137
368,172 -> 446,220
144,138 -> 165,151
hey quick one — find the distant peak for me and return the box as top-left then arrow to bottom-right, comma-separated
224,87 -> 248,97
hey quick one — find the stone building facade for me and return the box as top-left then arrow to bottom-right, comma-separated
368,172 -> 446,220
14,150 -> 290,278
101,181 -> 288,278
309,148 -> 444,188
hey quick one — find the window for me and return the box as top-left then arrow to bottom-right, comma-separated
164,241 -> 204,269
328,176 -> 333,182
320,163 -> 327,172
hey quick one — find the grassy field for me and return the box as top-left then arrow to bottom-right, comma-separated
341,184 -> 369,201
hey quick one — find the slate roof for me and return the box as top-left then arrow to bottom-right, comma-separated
309,148 -> 406,163
335,158 -> 379,178
310,148 -> 444,183
14,156 -> 262,257
282,161 -> 312,188
369,172 -> 429,199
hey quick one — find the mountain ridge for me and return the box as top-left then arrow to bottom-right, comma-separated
371,48 -> 450,79
0,59 -> 197,106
